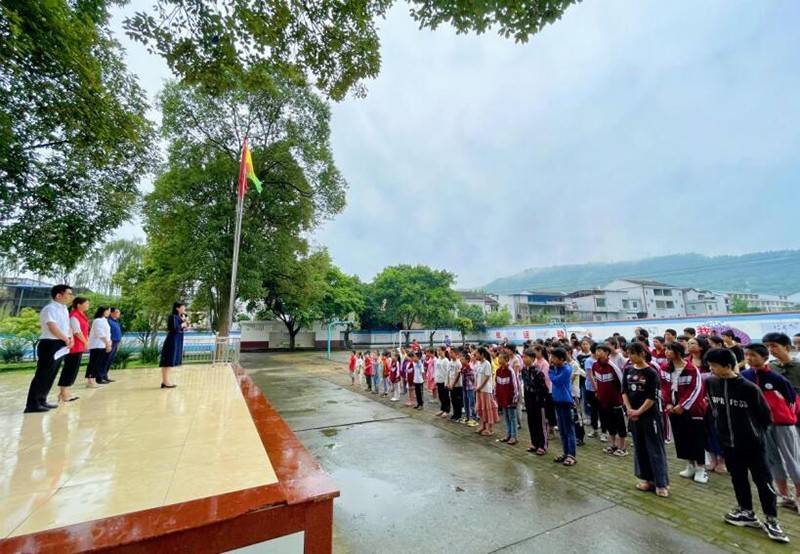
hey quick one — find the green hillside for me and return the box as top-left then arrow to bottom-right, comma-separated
482,250 -> 800,295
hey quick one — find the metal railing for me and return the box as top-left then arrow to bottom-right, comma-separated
212,336 -> 241,366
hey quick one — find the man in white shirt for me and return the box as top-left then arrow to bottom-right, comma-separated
24,284 -> 74,413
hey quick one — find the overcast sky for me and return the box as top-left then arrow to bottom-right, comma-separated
111,0 -> 800,289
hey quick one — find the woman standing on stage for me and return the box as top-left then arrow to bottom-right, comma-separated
57,297 -> 90,402
159,302 -> 187,388
85,306 -> 112,388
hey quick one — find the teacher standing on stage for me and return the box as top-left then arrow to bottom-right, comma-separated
159,302 -> 188,388
24,284 -> 74,413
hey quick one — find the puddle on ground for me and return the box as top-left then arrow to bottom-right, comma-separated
321,428 -> 339,437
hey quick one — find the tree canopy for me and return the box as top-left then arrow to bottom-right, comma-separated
125,0 -> 578,99
0,1 -> 156,275
144,66 -> 346,335
363,265 -> 459,330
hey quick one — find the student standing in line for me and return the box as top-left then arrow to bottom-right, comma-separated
85,307 -> 112,389
662,342 -> 708,484
404,353 -> 416,407
583,342 -> 599,437
763,332 -> 800,393
364,351 -> 374,392
435,348 -> 450,417
592,345 -> 628,456
57,296 -> 90,404
623,342 -> 669,497
461,351 -> 478,426
722,330 -> 745,369
566,348 -> 586,446
705,348 -> 788,543
389,352 -> 401,401
24,285 -> 74,413
475,347 -> 498,436
495,351 -> 520,445
742,344 -> 800,511
549,348 -> 576,466
447,349 -> 463,421
412,352 -> 425,410
522,348 -> 549,455
356,352 -> 365,388
348,350 -> 358,386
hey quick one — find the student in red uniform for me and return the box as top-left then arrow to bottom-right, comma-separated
389,352 -> 401,401
661,342 -> 708,484
495,352 -> 520,445
741,344 -> 800,510
348,350 -> 357,386
592,345 -> 628,457
364,352 -> 374,392
404,354 -> 416,407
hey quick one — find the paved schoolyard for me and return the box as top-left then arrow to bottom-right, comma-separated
242,352 -> 793,553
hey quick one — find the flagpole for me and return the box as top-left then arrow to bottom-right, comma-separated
226,182 -> 244,338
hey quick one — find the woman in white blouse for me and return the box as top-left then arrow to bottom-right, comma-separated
86,306 -> 112,388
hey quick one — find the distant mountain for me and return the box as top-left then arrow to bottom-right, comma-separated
481,250 -> 800,296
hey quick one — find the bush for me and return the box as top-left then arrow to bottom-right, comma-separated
139,346 -> 159,365
0,338 -> 26,363
111,347 -> 133,369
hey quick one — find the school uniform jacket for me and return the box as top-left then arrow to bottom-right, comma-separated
706,375 -> 772,449
658,361 -> 707,418
741,367 -> 797,426
592,360 -> 624,409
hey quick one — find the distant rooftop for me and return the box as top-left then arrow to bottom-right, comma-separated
0,277 -> 54,288
616,278 -> 677,288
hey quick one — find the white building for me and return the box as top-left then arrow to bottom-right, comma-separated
683,288 -> 729,316
604,279 -> 687,319
497,291 -> 567,323
457,291 -> 500,314
565,289 -> 634,321
725,291 -> 796,313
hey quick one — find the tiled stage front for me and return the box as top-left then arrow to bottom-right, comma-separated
0,364 -> 338,553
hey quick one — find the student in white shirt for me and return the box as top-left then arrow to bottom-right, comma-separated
85,306 -> 112,388
24,284 -> 74,413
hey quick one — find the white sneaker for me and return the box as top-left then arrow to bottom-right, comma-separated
586,430 -> 596,438
599,433 -> 609,443
705,451 -> 714,470
693,467 -> 709,484
680,464 -> 696,479
390,397 -> 398,402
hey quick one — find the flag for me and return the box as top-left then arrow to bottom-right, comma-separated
237,137 -> 262,198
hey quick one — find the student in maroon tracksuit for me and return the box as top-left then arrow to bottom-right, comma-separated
660,342 -> 708,484
592,344 -> 628,457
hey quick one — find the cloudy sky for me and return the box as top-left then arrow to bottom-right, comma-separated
112,1 -> 800,289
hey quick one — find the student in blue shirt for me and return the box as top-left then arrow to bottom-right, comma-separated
549,347 -> 576,466
100,307 -> 122,383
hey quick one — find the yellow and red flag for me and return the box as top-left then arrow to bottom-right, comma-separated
237,137 -> 262,198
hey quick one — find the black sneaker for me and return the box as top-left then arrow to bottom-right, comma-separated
763,517 -> 790,543
724,508 -> 760,528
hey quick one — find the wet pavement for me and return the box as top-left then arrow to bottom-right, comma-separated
244,353 -> 722,554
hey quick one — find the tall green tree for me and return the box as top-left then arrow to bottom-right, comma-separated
145,66 -> 346,336
261,250 -> 331,350
319,267 -> 365,348
486,307 -> 512,327
125,1 -> 578,99
71,239 -> 145,296
367,265 -> 460,341
1,1 -> 156,274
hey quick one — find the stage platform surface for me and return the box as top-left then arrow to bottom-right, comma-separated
0,363 -> 336,553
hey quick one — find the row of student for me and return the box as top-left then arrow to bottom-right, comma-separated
348,330 -> 800,544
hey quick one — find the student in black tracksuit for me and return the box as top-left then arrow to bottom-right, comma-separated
522,348 -> 550,455
705,348 -> 789,544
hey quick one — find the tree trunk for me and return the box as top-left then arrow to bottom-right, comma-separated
289,327 -> 300,350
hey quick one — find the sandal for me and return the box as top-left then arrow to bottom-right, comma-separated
635,481 -> 654,492
562,456 -> 576,466
507,439 -> 518,445
535,448 -> 546,456
526,446 -> 537,453
655,487 -> 669,497
480,430 -> 493,436
553,455 -> 567,463
498,437 -> 510,443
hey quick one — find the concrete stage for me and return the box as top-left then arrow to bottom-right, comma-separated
0,364 -> 338,553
